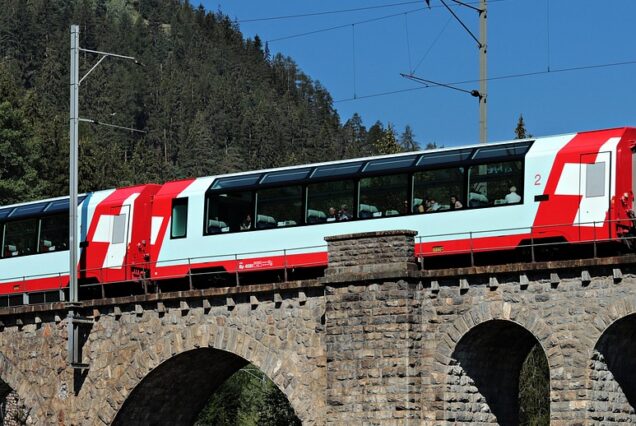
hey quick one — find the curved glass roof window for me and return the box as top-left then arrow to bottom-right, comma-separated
472,142 -> 533,161
417,149 -> 473,167
260,168 -> 311,185
211,174 -> 262,190
363,155 -> 418,173
311,162 -> 364,179
8,202 -> 48,219
0,196 -> 88,221
0,208 -> 12,220
44,196 -> 87,215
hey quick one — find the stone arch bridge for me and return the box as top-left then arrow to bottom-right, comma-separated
0,231 -> 635,425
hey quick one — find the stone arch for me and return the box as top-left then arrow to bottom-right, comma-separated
0,351 -> 46,424
94,322 -> 323,425
588,303 -> 636,423
435,302 -> 562,425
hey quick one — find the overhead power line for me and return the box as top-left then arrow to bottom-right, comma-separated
335,59 -> 636,103
267,7 -> 426,43
266,0 -> 509,44
238,1 -> 422,23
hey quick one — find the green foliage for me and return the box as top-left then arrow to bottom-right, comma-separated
519,344 -> 550,425
0,0 -> 420,206
371,123 -> 403,155
195,365 -> 300,426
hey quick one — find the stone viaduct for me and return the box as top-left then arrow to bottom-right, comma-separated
0,230 -> 635,425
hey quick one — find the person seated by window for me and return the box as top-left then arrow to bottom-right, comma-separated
240,213 -> 252,230
402,200 -> 411,215
338,204 -> 352,221
427,198 -> 441,212
450,195 -> 463,210
327,207 -> 337,222
469,190 -> 489,207
505,186 -> 522,204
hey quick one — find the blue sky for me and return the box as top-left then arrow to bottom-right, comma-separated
201,0 -> 636,148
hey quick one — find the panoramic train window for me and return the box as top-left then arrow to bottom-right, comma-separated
206,192 -> 252,234
3,218 -> 38,257
306,180 -> 355,223
171,198 -> 188,239
359,174 -> 409,218
467,160 -> 523,207
413,168 -> 465,212
256,186 -> 302,229
39,214 -> 68,252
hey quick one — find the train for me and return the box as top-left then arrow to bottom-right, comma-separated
1,127 -> 635,304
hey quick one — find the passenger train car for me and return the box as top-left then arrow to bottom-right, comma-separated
1,127 -> 635,304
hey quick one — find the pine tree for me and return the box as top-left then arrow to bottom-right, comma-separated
515,114 -> 528,139
399,125 -> 419,151
373,123 -> 402,155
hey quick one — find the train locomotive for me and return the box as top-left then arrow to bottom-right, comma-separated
1,127 -> 635,304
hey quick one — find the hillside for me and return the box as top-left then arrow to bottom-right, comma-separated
0,0 -> 412,205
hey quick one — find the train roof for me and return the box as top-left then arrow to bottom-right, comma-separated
213,126 -> 636,182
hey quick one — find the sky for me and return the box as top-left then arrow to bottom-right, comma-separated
200,0 -> 636,148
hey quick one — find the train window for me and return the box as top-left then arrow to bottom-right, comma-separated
206,192 -> 252,234
586,162 -> 606,197
256,186 -> 302,229
359,174 -> 409,218
39,214 -> 68,252
261,168 -> 311,185
3,218 -> 38,258
417,149 -> 472,167
211,174 -> 261,190
363,156 -> 418,173
413,168 -> 465,213
171,198 -> 188,239
472,143 -> 532,161
306,180 -> 355,223
467,160 -> 523,207
311,162 -> 363,179
9,202 -> 47,219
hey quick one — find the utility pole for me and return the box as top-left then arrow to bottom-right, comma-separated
67,25 -> 144,369
69,25 -> 79,306
404,0 -> 488,142
479,0 -> 487,143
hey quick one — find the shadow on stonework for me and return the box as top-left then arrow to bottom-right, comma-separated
445,319 -> 549,426
0,380 -> 30,425
112,348 -> 299,426
590,314 -> 636,422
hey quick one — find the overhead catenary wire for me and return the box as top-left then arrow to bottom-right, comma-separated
546,0 -> 551,71
266,0 -> 509,44
335,59 -> 636,102
352,24 -> 357,99
404,13 -> 413,74
238,1 -> 423,23
267,7 -> 426,43
412,16 -> 452,73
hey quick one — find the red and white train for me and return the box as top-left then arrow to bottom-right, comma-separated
1,127 -> 635,304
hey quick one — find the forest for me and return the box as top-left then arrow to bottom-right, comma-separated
0,0 -> 418,207
0,0 -> 547,424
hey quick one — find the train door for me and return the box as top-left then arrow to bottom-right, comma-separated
578,152 -> 611,240
104,205 -> 130,279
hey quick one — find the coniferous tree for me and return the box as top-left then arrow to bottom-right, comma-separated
373,123 -> 402,155
399,124 -> 419,151
515,114 -> 528,139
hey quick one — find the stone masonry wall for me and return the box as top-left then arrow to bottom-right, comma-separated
324,281 -> 422,424
0,282 -> 326,425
